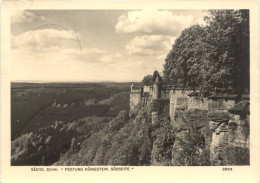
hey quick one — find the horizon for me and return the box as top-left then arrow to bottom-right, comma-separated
11,79 -> 142,83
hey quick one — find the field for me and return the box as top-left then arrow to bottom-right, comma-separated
11,82 -> 139,140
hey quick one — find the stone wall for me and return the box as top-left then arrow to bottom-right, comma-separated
161,91 -> 169,99
169,90 -> 237,122
208,99 -> 236,112
188,97 -> 208,110
167,89 -> 249,165
152,84 -> 160,99
169,90 -> 192,122
129,92 -> 141,113
152,99 -> 169,113
141,92 -> 152,107
151,98 -> 169,124
143,86 -> 153,93
130,87 -> 250,165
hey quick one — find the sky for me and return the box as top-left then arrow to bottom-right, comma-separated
11,10 -> 207,82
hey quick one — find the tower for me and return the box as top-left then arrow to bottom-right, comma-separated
152,74 -> 161,99
131,84 -> 134,92
151,74 -> 161,124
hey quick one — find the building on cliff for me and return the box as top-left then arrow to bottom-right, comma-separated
129,77 -> 250,165
152,74 -> 161,100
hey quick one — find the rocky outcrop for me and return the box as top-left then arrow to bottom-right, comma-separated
171,109 -> 211,166
208,103 -> 250,165
228,114 -> 249,148
208,111 -> 230,165
227,101 -> 250,165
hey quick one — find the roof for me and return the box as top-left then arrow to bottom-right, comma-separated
131,87 -> 140,90
188,91 -> 199,97
228,101 -> 250,115
208,93 -> 239,100
226,94 -> 239,100
154,75 -> 161,84
169,87 -> 196,91
214,93 -> 229,99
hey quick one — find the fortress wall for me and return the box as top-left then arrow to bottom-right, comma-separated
169,90 -> 193,122
161,91 -> 169,98
169,90 -> 238,123
208,99 -> 236,112
130,86 -> 250,165
169,92 -> 175,122
188,97 -> 208,110
129,92 -> 141,112
151,98 -> 169,124
169,88 -> 237,121
152,99 -> 170,113
143,86 -> 152,93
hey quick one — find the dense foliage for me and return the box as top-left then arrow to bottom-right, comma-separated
54,108 -> 153,166
163,10 -> 249,94
11,116 -> 110,165
142,75 -> 153,85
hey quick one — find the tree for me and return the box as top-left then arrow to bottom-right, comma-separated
163,10 -> 249,94
142,75 -> 153,85
172,135 -> 210,166
203,10 -> 249,93
163,25 -> 206,88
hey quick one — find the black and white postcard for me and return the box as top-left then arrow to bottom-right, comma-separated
1,0 -> 259,183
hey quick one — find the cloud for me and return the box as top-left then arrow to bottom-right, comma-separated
12,10 -> 45,24
61,47 -> 105,56
125,35 -> 175,56
12,28 -> 108,65
12,28 -> 81,51
116,10 -> 195,35
85,48 -> 106,54
100,53 -> 122,63
157,54 -> 166,60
